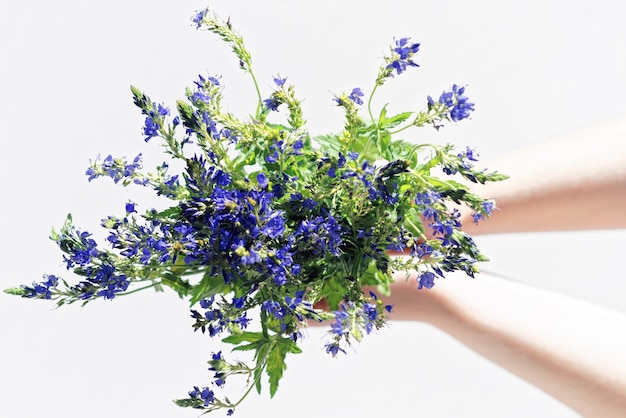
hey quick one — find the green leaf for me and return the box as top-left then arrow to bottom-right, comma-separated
222,331 -> 265,345
266,343 -> 288,398
378,104 -> 388,124
231,342 -> 261,352
278,336 -> 303,354
154,206 -> 181,219
190,272 -> 228,306
253,341 -> 271,395
360,258 -> 393,290
422,175 -> 465,191
160,273 -> 191,298
321,276 -> 347,310
254,361 -> 264,395
381,110 -> 413,129
313,134 -> 339,152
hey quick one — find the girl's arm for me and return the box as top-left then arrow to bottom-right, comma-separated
462,115 -> 626,235
383,272 -> 626,418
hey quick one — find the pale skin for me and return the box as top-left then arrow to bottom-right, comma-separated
320,115 -> 626,417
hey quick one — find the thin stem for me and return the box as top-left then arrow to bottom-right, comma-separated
389,123 -> 414,135
249,70 -> 263,119
115,282 -> 161,297
367,83 -> 380,123
364,82 -> 383,158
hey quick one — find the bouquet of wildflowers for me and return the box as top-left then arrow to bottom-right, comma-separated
5,7 -> 506,415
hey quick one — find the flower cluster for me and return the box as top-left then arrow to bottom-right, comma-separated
377,37 -> 421,84
6,6 -> 507,416
86,154 -> 147,185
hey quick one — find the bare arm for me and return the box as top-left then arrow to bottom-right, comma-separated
462,115 -> 626,235
383,272 -> 626,418
383,118 -> 626,415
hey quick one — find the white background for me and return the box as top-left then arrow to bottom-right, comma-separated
1,1 -> 625,417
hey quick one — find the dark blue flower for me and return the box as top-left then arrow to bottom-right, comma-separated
263,96 -> 281,111
125,202 -> 136,214
22,275 -> 59,299
261,212 -> 285,239
232,296 -> 246,309
200,297 -> 214,309
143,117 -> 160,141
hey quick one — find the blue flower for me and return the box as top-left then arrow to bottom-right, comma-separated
415,190 -> 442,220
87,154 -> 145,184
262,300 -> 285,320
325,342 -> 346,357
273,75 -> 287,86
329,307 -> 350,336
125,201 -> 136,214
458,146 -> 479,162
386,37 -> 420,76
291,139 -> 304,155
192,9 -> 208,28
61,230 -> 100,268
362,303 -> 378,334
200,297 -> 214,309
257,173 -> 269,189
261,212 -> 286,239
348,88 -> 364,105
157,103 -> 170,116
232,296 -> 246,309
296,214 -> 343,256
143,117 -> 160,141
434,84 -> 475,122
200,387 -> 215,406
22,274 -> 59,299
472,200 -> 495,223
240,247 -> 261,265
263,96 -> 281,111
192,91 -> 211,105
417,271 -> 436,289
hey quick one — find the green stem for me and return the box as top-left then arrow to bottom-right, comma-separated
367,83 -> 380,123
115,282 -> 161,297
364,82 -> 383,158
249,70 -> 263,119
389,123 -> 414,135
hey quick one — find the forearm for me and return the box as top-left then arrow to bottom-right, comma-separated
385,273 -> 626,417
462,115 -> 626,235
